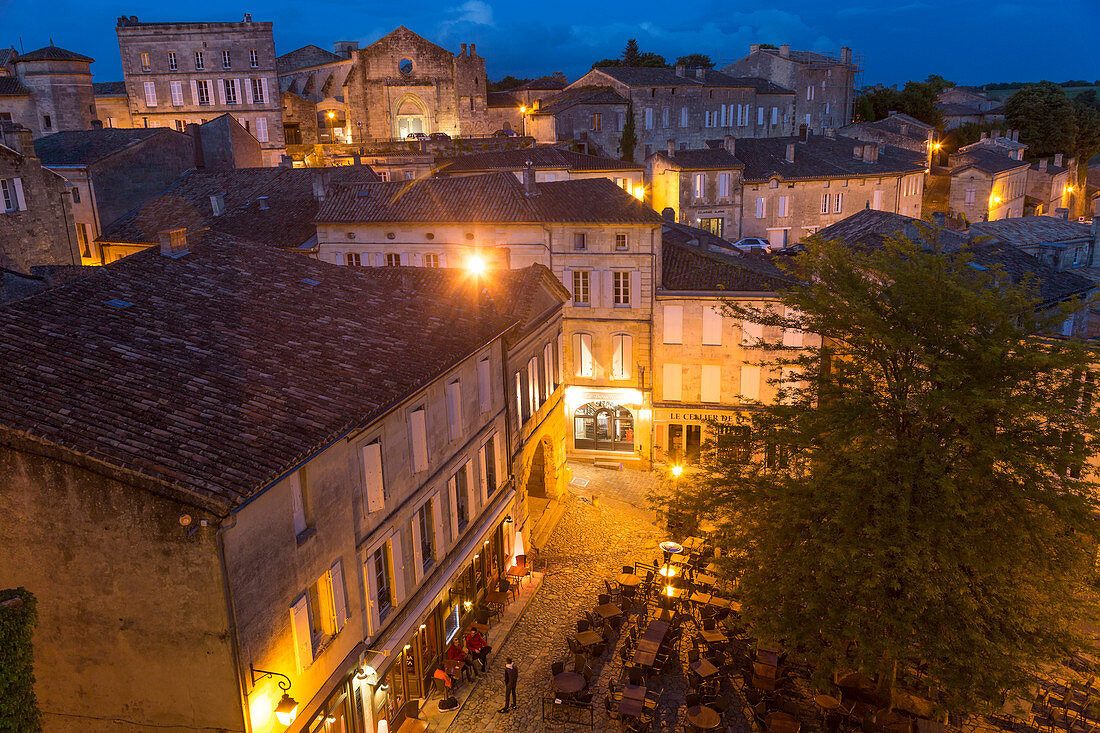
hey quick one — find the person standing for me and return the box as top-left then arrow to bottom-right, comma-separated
499,658 -> 519,712
465,628 -> 491,672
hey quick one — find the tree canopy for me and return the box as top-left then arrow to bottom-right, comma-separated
654,229 -> 1100,713
594,38 -> 668,68
675,53 -> 714,69
852,76 -> 948,127
0,589 -> 40,733
620,101 -> 638,162
1004,81 -> 1078,158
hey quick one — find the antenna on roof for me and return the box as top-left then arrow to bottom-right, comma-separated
50,38 -> 54,46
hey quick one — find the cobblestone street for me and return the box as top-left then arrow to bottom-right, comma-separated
446,461 -> 667,732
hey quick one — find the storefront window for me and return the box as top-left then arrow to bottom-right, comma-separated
574,401 -> 634,452
667,424 -> 702,464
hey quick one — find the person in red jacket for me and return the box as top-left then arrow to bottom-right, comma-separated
465,628 -> 492,672
447,638 -> 477,681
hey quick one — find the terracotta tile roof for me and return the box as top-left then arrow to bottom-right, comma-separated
438,145 -> 641,173
276,44 -> 345,73
0,233 -> 551,511
0,268 -> 46,303
814,209 -> 1095,306
538,86 -> 629,114
17,45 -> 93,62
513,76 -> 569,91
0,77 -> 30,97
100,166 -> 380,249
652,148 -> 742,171
93,81 -> 127,96
0,47 -> 16,67
734,134 -> 926,182
662,223 -> 792,292
970,216 -> 1092,247
589,67 -> 792,94
316,173 -> 663,224
34,128 -> 174,165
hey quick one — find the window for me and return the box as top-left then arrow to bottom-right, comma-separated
197,80 -> 212,106
362,441 -> 384,513
611,333 -> 632,379
664,304 -> 683,344
255,116 -> 268,142
385,253 -> 401,266
288,470 -> 311,540
592,112 -> 602,131
872,189 -> 883,210
527,355 -> 540,414
714,425 -> 752,464
574,333 -> 594,377
75,222 -> 88,256
702,306 -> 722,345
701,364 -> 721,403
167,51 -> 177,70
806,85 -> 815,101
699,218 -> 724,237
965,188 -> 976,206
224,79 -> 238,105
170,81 -> 184,107
663,363 -> 682,401
345,252 -> 361,266
424,253 -> 439,267
680,107 -> 688,127
483,436 -> 497,495
42,114 -> 52,130
543,342 -> 555,396
409,407 -> 429,473
446,379 -> 463,440
740,365 -> 761,401
453,465 -> 469,531
771,107 -> 779,125
514,371 -> 525,423
615,233 -> 628,251
693,172 -> 706,200
718,173 -> 730,198
821,194 -> 829,215
222,50 -> 232,69
373,544 -> 392,619
755,197 -> 766,219
574,232 -> 586,250
143,82 -> 157,107
140,52 -> 151,71
572,270 -> 590,305
194,51 -> 204,70
613,271 -> 630,306
778,195 -> 789,218
741,318 -> 763,346
250,78 -> 266,104
71,186 -> 81,205
249,48 -> 259,68
417,502 -> 435,571
757,106 -> 765,125
644,108 -> 653,129
662,107 -> 670,127
833,193 -> 843,213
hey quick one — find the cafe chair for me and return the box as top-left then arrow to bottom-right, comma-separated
623,565 -> 635,575
604,694 -> 620,721
605,579 -> 621,602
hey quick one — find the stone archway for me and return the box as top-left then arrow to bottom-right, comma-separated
523,436 -> 559,501
393,94 -> 428,138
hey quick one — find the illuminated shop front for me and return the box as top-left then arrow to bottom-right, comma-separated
565,386 -> 650,463
653,407 -> 744,466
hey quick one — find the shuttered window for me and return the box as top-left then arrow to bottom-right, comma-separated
741,319 -> 763,345
782,307 -> 804,347
409,407 -> 428,473
611,333 -> 633,380
664,363 -> 682,402
663,305 -> 683,344
527,356 -> 540,414
740,365 -> 761,401
331,559 -> 348,631
288,470 -> 309,537
143,81 -> 157,107
514,371 -> 525,424
573,333 -> 594,377
701,365 -> 721,403
702,307 -> 723,345
446,380 -> 462,440
362,442 -> 384,513
290,595 -> 313,671
543,342 -> 555,396
478,357 -> 491,413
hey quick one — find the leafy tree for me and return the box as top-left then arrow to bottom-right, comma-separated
488,75 -> 531,92
675,53 -> 714,69
853,85 -> 902,123
924,74 -> 955,95
1004,81 -> 1077,158
620,101 -> 638,162
1076,90 -> 1099,111
898,80 -> 942,127
593,39 -> 668,68
654,230 -> 1100,713
0,589 -> 40,733
623,38 -> 641,65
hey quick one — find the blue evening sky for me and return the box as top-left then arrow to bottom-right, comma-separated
0,0 -> 1094,87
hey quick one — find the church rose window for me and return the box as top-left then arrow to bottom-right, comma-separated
399,58 -> 413,75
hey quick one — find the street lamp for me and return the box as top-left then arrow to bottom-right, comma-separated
670,464 -> 683,478
468,255 -> 486,276
250,664 -> 298,727
519,106 -> 527,137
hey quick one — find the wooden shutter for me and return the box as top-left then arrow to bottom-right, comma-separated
447,475 -> 459,541
256,117 -> 268,142
288,470 -> 306,535
410,515 -> 423,583
630,270 -> 641,307
446,380 -> 462,440
741,319 -> 763,345
493,432 -> 504,491
291,595 -> 313,671
663,363 -> 682,402
362,442 -> 384,513
431,493 -> 445,556
527,356 -> 539,413
245,78 -> 254,104
12,178 -> 26,211
589,271 -> 601,309
233,79 -> 242,104
364,554 -> 380,636
664,305 -> 683,344
477,443 -> 489,504
601,270 -> 614,308
701,365 -> 721,403
464,459 -> 476,514
740,365 -> 761,401
389,536 -> 406,605
478,357 -> 491,413
562,269 -> 573,297
513,372 -> 524,424
543,343 -> 554,395
409,408 -> 428,474
260,77 -> 269,104
190,79 -> 199,105
782,307 -> 804,347
331,558 -> 348,631
702,307 -> 723,346
217,79 -> 226,104
556,332 -> 564,383
612,334 -> 632,380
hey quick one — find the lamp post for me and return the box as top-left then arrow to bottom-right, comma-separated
658,540 -> 683,603
250,664 -> 299,726
519,106 -> 527,138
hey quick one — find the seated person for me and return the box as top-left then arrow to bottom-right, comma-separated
465,628 -> 491,672
447,638 -> 478,681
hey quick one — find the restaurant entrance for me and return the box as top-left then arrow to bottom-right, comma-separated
574,401 -> 634,452
667,424 -> 702,464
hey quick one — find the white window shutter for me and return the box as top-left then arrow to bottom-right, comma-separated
562,268 -> 572,295
478,357 -> 491,413
245,78 -> 254,104
477,444 -> 489,504
780,367 -> 802,405
409,408 -> 428,473
664,305 -> 683,344
233,78 -> 242,103
527,356 -> 539,412
362,442 -> 384,513
389,536 -> 406,605
573,334 -> 583,377
217,79 -> 226,104
143,81 -> 157,107
556,332 -> 564,383
410,516 -> 423,583
602,270 -> 614,308
446,380 -> 462,440
447,476 -> 459,541
741,365 -> 761,401
190,79 -> 199,105
464,459 -> 476,513
543,343 -> 554,395
782,307 -> 804,347
364,555 -> 380,636
629,270 -> 641,307
663,363 -> 682,402
260,77 -> 269,103
621,334 -> 632,379
741,319 -> 763,345
431,493 -> 445,555
702,306 -> 723,345
288,471 -> 306,535
256,117 -> 268,143
12,178 -> 26,211
493,432 -> 504,491
331,558 -> 348,631
291,595 -> 313,671
613,336 -> 624,379
701,365 -> 721,403
589,271 -> 601,309
513,372 -> 523,423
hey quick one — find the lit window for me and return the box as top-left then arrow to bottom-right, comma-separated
385,253 -> 401,266
592,112 -> 602,131
424,253 -> 439,267
613,271 -> 630,306
615,233 -> 628,251
572,271 -> 590,305
373,545 -> 392,619
346,253 -> 361,266
693,173 -> 706,200
140,52 -> 150,71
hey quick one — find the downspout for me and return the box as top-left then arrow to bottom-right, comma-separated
648,224 -> 657,467
216,513 -> 252,733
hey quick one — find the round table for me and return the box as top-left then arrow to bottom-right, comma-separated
815,695 -> 843,712
553,671 -> 586,695
686,704 -> 721,730
618,573 -> 642,587
767,711 -> 801,733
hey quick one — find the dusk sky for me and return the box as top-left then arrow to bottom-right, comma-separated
1,0 -> 1094,87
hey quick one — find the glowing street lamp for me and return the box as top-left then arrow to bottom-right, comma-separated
250,664 -> 299,727
467,255 -> 486,276
670,464 -> 683,478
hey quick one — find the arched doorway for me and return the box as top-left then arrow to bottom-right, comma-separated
574,401 -> 634,452
394,95 -> 427,138
527,443 -> 547,499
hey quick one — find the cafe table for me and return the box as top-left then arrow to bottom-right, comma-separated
757,649 -> 780,667
690,657 -> 719,679
622,684 -> 647,701
814,695 -> 844,713
553,671 -> 586,695
618,696 -> 646,717
595,603 -> 622,620
443,658 -> 464,677
700,628 -> 727,645
485,590 -> 509,606
633,646 -> 658,667
766,711 -> 802,733
686,704 -> 721,730
618,573 -> 642,588
682,536 -> 706,551
576,630 -> 603,647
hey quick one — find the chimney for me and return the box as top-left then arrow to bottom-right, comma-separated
522,160 -> 537,195
209,192 -> 225,216
460,43 -> 468,56
1012,129 -> 1019,142
980,132 -> 988,140
779,44 -> 790,58
675,64 -> 685,77
9,125 -> 35,157
841,46 -> 852,64
157,228 -> 188,256
750,44 -> 760,53
91,119 -> 103,129
932,211 -> 946,227
312,169 -> 330,201
862,144 -> 874,163
1039,158 -> 1048,172
723,134 -> 735,154
187,122 -> 205,168
662,207 -> 676,221
899,123 -> 908,136
469,43 -> 476,56
824,127 -> 835,139
887,110 -> 898,116
785,142 -> 795,163
853,144 -> 863,160
257,196 -> 269,210
992,128 -> 1001,140
1056,208 -> 1069,220
243,13 -> 252,22
1054,153 -> 1064,167
279,155 -> 294,168
696,67 -> 706,79
798,123 -> 808,143
666,139 -> 675,157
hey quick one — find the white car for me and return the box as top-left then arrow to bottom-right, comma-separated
733,237 -> 770,249
406,132 -> 429,141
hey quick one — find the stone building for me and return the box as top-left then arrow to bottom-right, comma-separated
33,127 -> 196,264
722,44 -> 859,134
114,14 -> 285,165
0,123 -> 79,272
526,85 -> 629,149
947,133 -> 1031,222
0,232 -> 565,733
560,66 -> 795,160
838,111 -> 935,167
970,213 -> 1100,273
937,86 -> 1004,130
487,74 -> 569,135
92,81 -> 133,129
437,144 -> 644,194
190,113 -> 264,169
647,136 -> 743,240
0,44 -> 97,138
278,27 -> 490,145
1026,154 -> 1076,216
313,173 -> 665,467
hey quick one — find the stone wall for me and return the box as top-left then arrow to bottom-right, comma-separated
91,129 -> 195,228
16,57 -> 96,137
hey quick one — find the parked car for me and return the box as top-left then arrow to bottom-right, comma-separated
428,132 -> 451,142
492,128 -> 519,138
406,132 -> 429,141
732,236 -> 771,250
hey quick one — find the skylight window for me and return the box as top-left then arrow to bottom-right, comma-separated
105,299 -> 133,308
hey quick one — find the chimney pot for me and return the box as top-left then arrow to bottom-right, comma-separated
1012,129 -> 1019,141
992,128 -> 1001,139
853,144 -> 862,160
667,139 -> 674,157
785,142 -> 796,163
1039,158 -> 1048,172
461,43 -> 468,56
675,64 -> 685,77
312,170 -> 330,201
91,119 -> 103,129
798,123 -> 808,143
841,46 -> 852,64
243,13 -> 252,22
209,192 -> 225,216
1056,208 -> 1070,220
258,196 -> 269,210
695,67 -> 705,79
1054,153 -> 1064,167
724,134 -> 735,154
157,228 -> 188,256
523,161 -> 537,195
824,127 -> 835,139
750,44 -> 760,53
469,43 -> 476,56
779,44 -> 790,58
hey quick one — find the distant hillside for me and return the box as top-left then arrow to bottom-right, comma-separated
978,80 -> 1100,101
